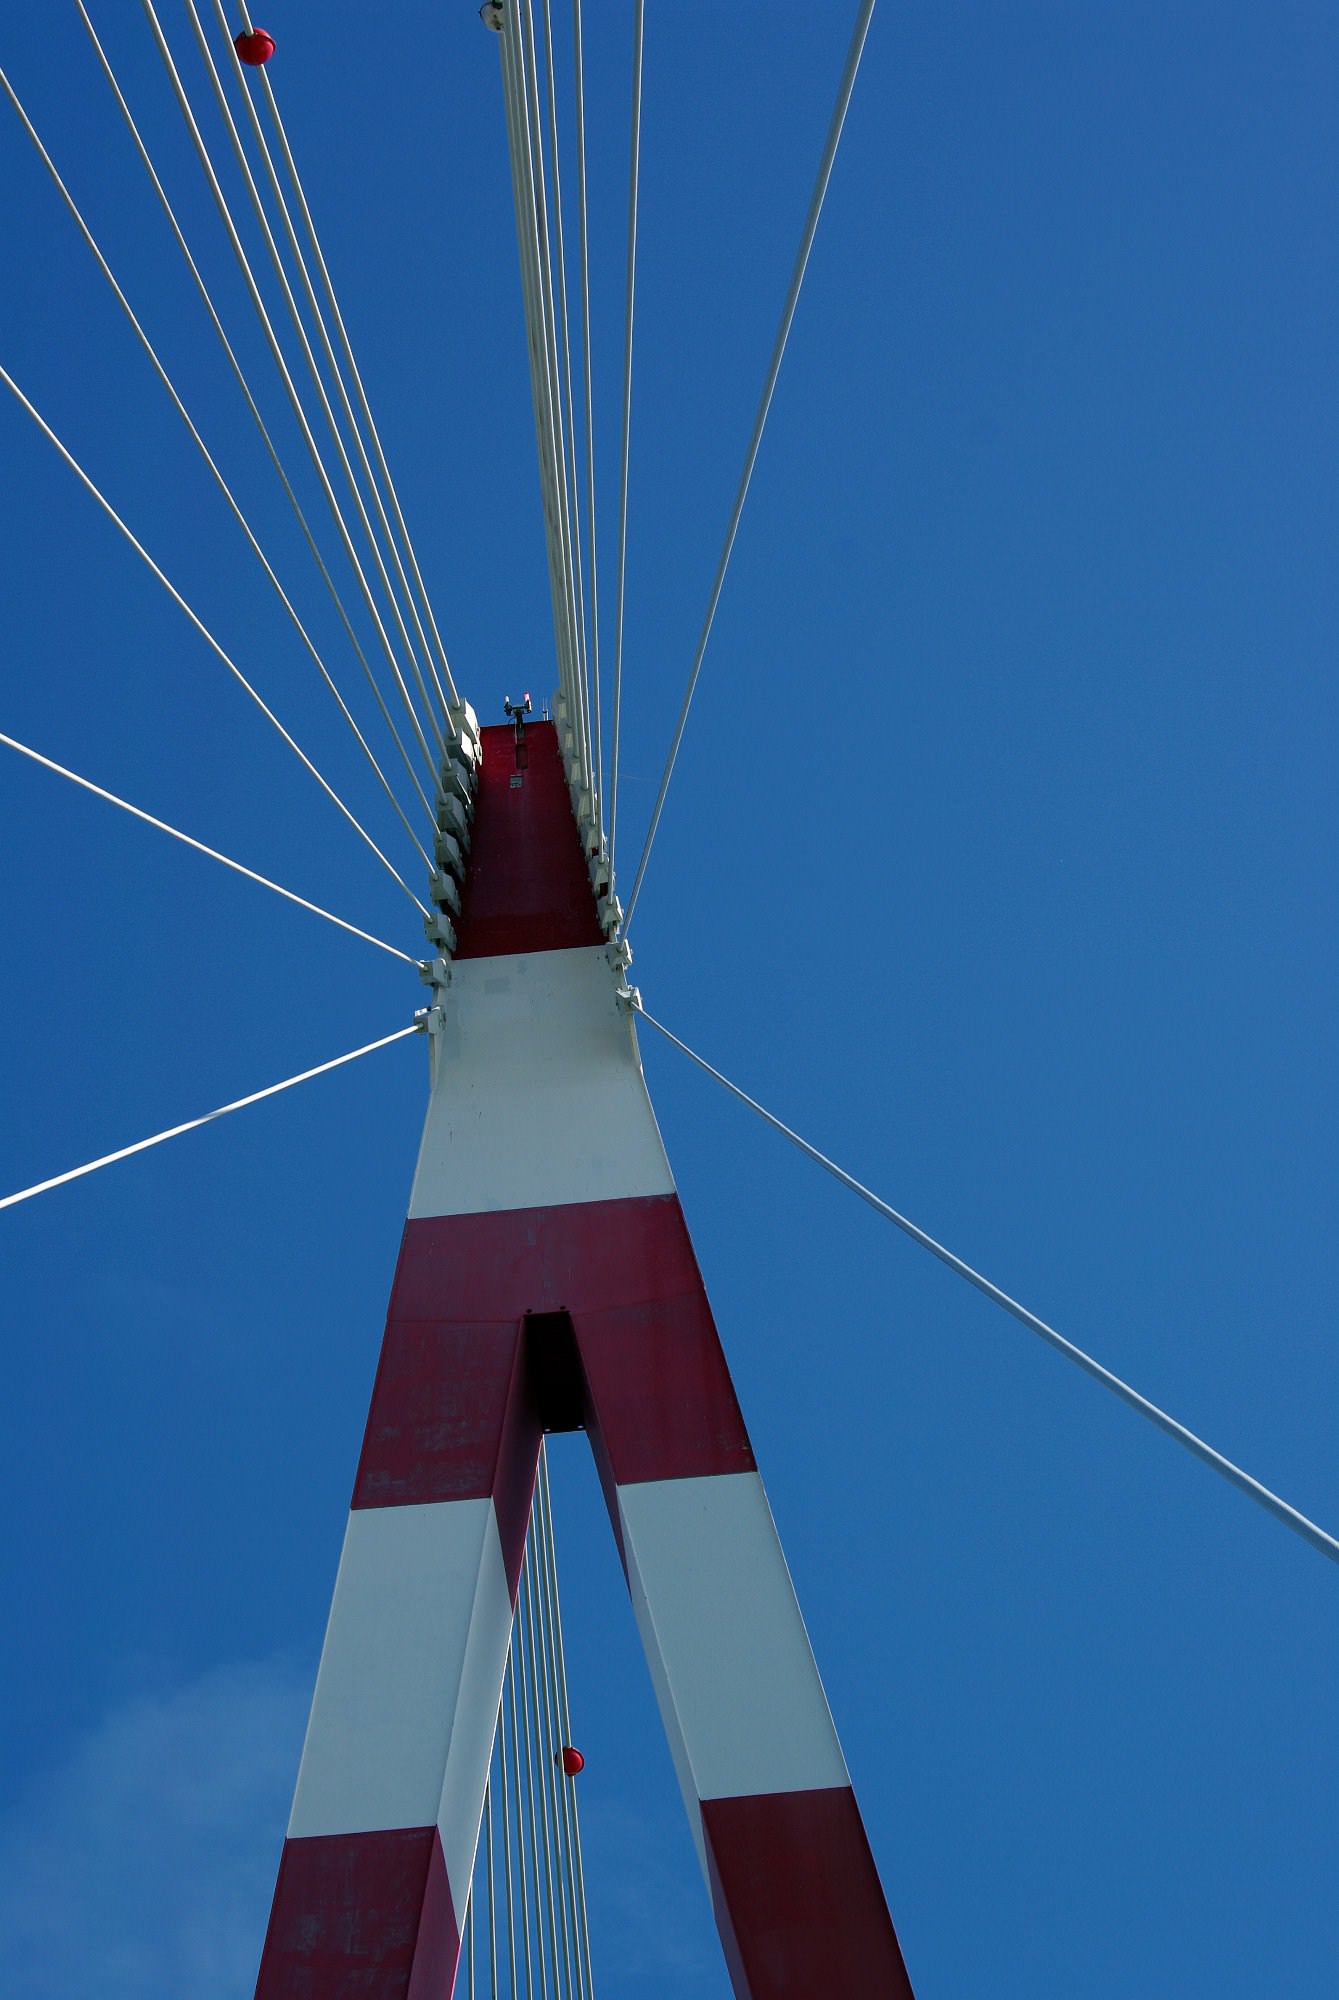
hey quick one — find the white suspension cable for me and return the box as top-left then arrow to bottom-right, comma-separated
504,1645 -> 535,1996
0,1025 -> 419,1215
4,47 -> 433,870
607,0 -> 643,885
199,0 -> 449,744
0,361 -> 430,916
537,0 -> 598,825
516,1541 -> 553,1999
496,20 -> 575,733
619,0 -> 877,936
498,5 -> 590,791
485,1768 -> 499,2000
138,0 -> 439,779
498,1667 -> 520,2000
78,1 -> 437,829
634,1002 -> 1339,1568
516,0 -> 592,786
530,1532 -> 576,2000
519,19 -> 589,795
182,0 -> 444,758
535,1451 -> 595,1998
521,1540 -> 562,1995
0,731 -> 416,965
229,5 -> 462,716
571,1 -> 603,823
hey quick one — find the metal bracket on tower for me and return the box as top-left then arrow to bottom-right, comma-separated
553,686 -> 622,941
426,697 -> 481,971
416,953 -> 452,1037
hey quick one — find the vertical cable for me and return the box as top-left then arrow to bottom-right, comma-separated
531,1455 -> 579,1997
514,1538 -> 551,1998
503,1650 -> 529,1998
523,1529 -> 565,1994
608,0 -> 644,883
571,0 -> 603,819
538,1452 -> 596,1998
497,12 -> 584,776
538,0 -> 597,829
486,1766 -> 500,2000
518,0 -> 592,790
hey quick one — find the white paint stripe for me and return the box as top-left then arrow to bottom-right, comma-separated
410,947 -> 674,1218
618,1473 -> 850,1809
289,1500 -> 510,1846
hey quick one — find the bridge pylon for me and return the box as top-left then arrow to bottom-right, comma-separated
255,716 -> 913,1999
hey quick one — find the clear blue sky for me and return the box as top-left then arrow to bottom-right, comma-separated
0,5 -> 1334,1996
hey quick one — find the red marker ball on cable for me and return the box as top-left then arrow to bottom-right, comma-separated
556,1745 -> 585,1777
234,28 -> 276,66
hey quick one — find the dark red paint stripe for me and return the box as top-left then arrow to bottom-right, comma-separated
452,721 -> 603,957
255,1826 -> 460,2000
700,1787 -> 914,1999
356,1196 -> 753,1529
388,1193 -> 705,1321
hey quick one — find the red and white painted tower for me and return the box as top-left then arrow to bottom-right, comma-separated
255,710 -> 914,1997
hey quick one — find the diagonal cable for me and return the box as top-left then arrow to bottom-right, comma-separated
3,49 -> 432,871
181,0 -> 443,757
0,361 -> 429,916
619,0 -> 877,935
203,0 -> 451,735
634,1001 -> 1339,1568
139,0 -> 438,778
235,0 -> 460,713
1,731 -> 416,965
78,0 -> 436,828
0,1025 -> 419,1214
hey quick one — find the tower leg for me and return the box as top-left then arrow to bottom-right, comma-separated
255,724 -> 913,1996
255,1302 -> 544,1998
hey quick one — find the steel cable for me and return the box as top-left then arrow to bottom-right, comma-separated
0,732 -> 417,964
619,0 -> 878,936
607,0 -> 643,887
7,43 -> 434,868
139,0 -> 439,778
235,1 -> 460,712
634,1000 -> 1339,1569
0,1026 -> 420,1214
0,362 -> 429,915
79,1 -> 437,829
204,0 -> 452,733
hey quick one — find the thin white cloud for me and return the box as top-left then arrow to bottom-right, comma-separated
0,1656 -> 308,2000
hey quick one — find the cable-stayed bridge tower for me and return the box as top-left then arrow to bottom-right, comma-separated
255,709 -> 915,1996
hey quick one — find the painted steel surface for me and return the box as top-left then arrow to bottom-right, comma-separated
255,725 -> 912,1998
